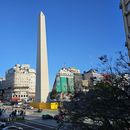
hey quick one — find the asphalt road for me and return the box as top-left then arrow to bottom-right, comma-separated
0,120 -> 56,130
0,105 -> 59,130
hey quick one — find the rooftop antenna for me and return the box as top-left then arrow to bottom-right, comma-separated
62,62 -> 66,69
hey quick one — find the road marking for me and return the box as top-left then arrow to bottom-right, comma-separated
14,122 -> 42,130
26,120 -> 56,129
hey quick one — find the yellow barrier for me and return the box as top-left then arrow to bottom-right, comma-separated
50,102 -> 58,110
29,102 -> 60,110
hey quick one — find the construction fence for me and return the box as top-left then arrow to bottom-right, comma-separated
29,102 -> 62,110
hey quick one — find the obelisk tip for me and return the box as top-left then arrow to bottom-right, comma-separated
40,11 -> 44,16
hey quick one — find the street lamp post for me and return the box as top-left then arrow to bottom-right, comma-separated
120,0 -> 130,58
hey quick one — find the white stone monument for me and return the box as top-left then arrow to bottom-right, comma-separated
35,11 -> 49,102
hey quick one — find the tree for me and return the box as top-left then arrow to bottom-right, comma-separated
59,52 -> 130,130
50,90 -> 58,100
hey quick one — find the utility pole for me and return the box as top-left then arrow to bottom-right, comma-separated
120,0 -> 130,58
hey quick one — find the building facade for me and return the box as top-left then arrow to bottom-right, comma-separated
0,78 -> 6,100
56,68 -> 74,93
52,68 -> 105,101
3,64 -> 36,101
83,69 -> 103,86
52,67 -> 75,101
52,67 -> 83,101
68,67 -> 83,92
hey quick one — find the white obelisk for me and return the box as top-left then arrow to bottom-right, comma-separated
35,11 -> 49,103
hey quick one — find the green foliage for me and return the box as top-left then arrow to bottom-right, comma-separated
62,82 -> 130,129
59,52 -> 130,130
50,90 -> 57,99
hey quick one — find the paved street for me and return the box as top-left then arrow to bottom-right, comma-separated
24,109 -> 59,129
0,120 -> 56,130
0,106 -> 59,130
10,120 -> 56,130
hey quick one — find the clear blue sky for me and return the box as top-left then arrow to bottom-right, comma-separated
0,0 -> 127,90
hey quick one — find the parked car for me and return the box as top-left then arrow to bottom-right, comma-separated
13,104 -> 21,108
37,109 -> 42,113
54,114 -> 60,120
54,114 -> 65,120
26,106 -> 33,110
0,121 -> 6,127
54,114 -> 65,123
2,125 -> 23,130
42,114 -> 53,120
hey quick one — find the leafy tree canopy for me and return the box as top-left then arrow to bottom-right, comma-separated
60,52 -> 130,130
